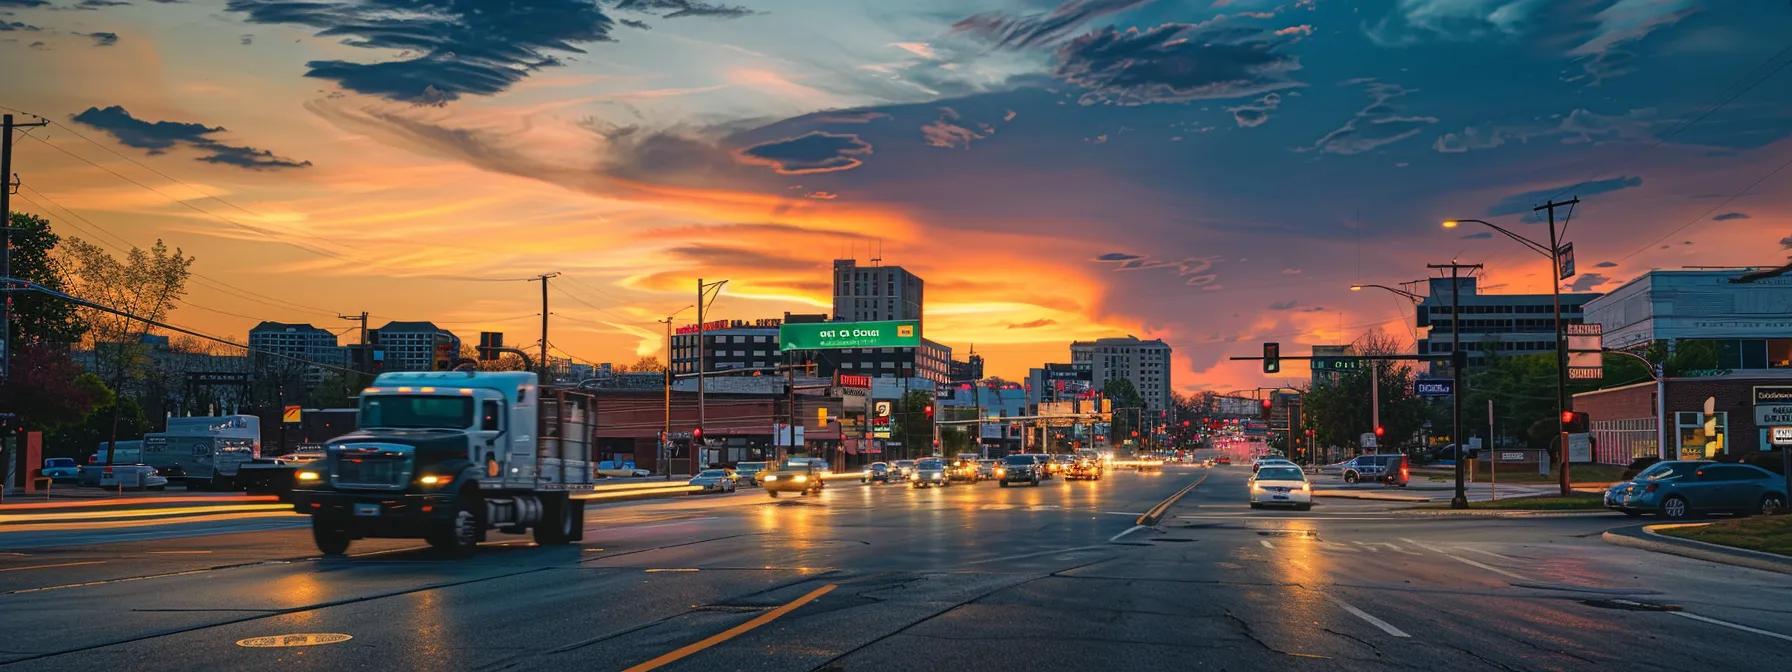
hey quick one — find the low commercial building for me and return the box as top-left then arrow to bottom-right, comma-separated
1573,373 -> 1792,465
668,318 -> 785,375
1585,268 -> 1792,371
590,380 -> 842,474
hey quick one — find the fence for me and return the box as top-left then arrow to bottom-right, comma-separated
1592,418 -> 1657,465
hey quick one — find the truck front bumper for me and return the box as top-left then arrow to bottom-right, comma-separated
293,490 -> 458,536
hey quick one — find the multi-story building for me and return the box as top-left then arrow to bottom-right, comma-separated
669,319 -> 785,375
1584,268 -> 1792,371
825,338 -> 953,384
949,352 -> 985,383
832,259 -> 923,323
1026,363 -> 1093,412
1070,336 -> 1173,413
247,322 -> 344,385
1416,277 -> 1598,372
368,321 -> 460,372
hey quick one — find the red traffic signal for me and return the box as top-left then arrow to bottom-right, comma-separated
924,405 -> 934,419
1182,420 -> 1191,428
1561,410 -> 1575,424
692,427 -> 703,443
1373,425 -> 1385,438
1261,398 -> 1272,410
1131,430 -> 1140,438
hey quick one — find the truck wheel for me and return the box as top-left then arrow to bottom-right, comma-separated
436,493 -> 482,556
567,500 -> 586,542
312,517 -> 352,556
534,495 -> 574,546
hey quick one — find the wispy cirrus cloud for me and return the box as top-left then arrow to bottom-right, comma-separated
1485,175 -> 1640,216
953,0 -> 1149,51
1053,17 -> 1306,106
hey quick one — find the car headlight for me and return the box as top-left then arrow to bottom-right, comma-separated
296,470 -> 321,482
910,473 -> 919,480
765,475 -> 778,481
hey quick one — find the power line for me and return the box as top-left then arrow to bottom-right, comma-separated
1616,151 -> 1792,262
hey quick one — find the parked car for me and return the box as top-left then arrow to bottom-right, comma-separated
761,460 -> 826,498
1604,460 -> 1787,519
97,464 -> 167,491
910,458 -> 951,488
41,457 -> 81,482
689,469 -> 738,494
1337,454 -> 1408,486
997,454 -> 1042,487
1249,465 -> 1312,510
860,462 -> 891,484
734,461 -> 768,487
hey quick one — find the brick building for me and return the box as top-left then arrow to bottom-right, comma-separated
1573,372 -> 1792,465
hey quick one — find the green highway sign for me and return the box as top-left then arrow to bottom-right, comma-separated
1311,357 -> 1368,371
780,320 -> 921,351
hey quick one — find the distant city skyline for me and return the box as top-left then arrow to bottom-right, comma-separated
4,0 -> 1789,392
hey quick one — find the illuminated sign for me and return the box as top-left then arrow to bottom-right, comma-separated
838,374 -> 872,388
780,320 -> 921,351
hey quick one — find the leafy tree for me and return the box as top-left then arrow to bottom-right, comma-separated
4,212 -> 85,344
625,357 -> 666,372
1104,377 -> 1145,443
0,344 -> 107,431
61,237 -> 194,462
891,389 -> 936,458
47,392 -> 149,462
1301,329 -> 1427,452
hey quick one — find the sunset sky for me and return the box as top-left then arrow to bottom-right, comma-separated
4,0 -> 1789,392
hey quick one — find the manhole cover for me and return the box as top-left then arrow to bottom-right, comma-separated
1579,599 -> 1681,612
236,633 -> 354,648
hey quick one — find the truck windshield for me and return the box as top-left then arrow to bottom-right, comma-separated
360,396 -> 474,429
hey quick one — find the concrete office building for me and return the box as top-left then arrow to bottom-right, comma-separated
247,322 -> 344,385
368,321 -> 460,372
832,259 -> 924,323
1070,336 -> 1173,413
1584,268 -> 1792,371
1416,277 -> 1598,372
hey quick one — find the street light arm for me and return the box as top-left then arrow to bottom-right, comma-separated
1447,219 -> 1553,258
1351,283 -> 1424,302
1602,348 -> 1661,380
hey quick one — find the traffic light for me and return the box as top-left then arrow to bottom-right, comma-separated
1563,411 -> 1590,434
1262,342 -> 1280,374
1261,398 -> 1272,410
692,427 -> 704,444
1374,425 -> 1386,438
924,405 -> 934,419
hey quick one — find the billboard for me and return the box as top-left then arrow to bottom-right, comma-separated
780,320 -> 920,351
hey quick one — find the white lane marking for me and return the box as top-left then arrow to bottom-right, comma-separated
1671,612 -> 1792,644
1325,594 -> 1411,638
964,545 -> 1107,566
1108,525 -> 1150,543
1322,541 -> 1360,552
1354,541 -> 1377,553
0,560 -> 105,573
1454,545 -> 1517,562
1404,537 -> 1533,582
1260,539 -> 1275,549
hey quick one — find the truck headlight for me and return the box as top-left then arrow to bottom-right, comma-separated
765,475 -> 778,482
419,474 -> 444,486
793,475 -> 807,482
296,470 -> 321,482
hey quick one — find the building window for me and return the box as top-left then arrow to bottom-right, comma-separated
1675,411 -> 1728,459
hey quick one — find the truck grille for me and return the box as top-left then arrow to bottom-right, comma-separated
330,443 -> 413,490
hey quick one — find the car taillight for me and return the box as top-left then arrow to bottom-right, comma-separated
1645,483 -> 1658,493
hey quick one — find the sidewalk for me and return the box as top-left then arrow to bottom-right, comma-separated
1603,523 -> 1792,575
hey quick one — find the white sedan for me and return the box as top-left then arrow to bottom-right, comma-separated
1249,465 -> 1312,510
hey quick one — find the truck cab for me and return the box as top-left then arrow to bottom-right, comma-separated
292,371 -> 596,556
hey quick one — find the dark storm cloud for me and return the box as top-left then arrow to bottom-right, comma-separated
1568,273 -> 1608,291
735,131 -> 872,174
1713,212 -> 1749,221
1054,18 -> 1304,105
224,0 -> 618,103
1485,175 -> 1641,216
611,0 -> 752,19
84,31 -> 117,46
71,105 -> 311,170
953,0 -> 1149,51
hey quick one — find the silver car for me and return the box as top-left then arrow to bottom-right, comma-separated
688,469 -> 738,494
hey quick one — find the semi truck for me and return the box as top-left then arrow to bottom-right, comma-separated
291,371 -> 598,555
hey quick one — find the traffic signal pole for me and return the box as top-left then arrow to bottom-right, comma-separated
1429,262 -> 1481,510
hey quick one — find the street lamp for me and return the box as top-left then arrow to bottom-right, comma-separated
1444,209 -> 1577,496
1346,282 -> 1427,466
658,304 -> 694,477
1350,283 -> 1425,303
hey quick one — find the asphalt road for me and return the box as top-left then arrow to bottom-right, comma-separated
1,460 -> 1789,671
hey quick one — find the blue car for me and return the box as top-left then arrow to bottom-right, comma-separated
1604,460 -> 1788,519
41,457 -> 81,482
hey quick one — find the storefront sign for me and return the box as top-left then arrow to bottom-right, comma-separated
1567,432 -> 1592,463
780,320 -> 920,351
1566,323 -> 1603,380
1755,386 -> 1792,426
1770,426 -> 1792,448
838,374 -> 872,388
1414,378 -> 1454,397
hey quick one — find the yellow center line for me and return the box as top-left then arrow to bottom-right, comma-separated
0,560 -> 106,573
0,503 -> 293,524
0,511 -> 304,534
622,583 -> 838,672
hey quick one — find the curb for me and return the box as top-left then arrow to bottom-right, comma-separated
1394,508 -> 1618,518
1602,524 -> 1792,575
1138,473 -> 1209,527
1313,491 -> 1431,502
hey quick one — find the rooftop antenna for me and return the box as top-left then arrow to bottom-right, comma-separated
871,239 -> 882,267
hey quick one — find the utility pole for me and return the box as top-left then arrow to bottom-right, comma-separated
337,311 -> 368,373
1430,261 -> 1481,509
1535,198 -> 1578,497
1,113 -> 49,384
531,272 -> 559,383
694,278 -> 726,471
